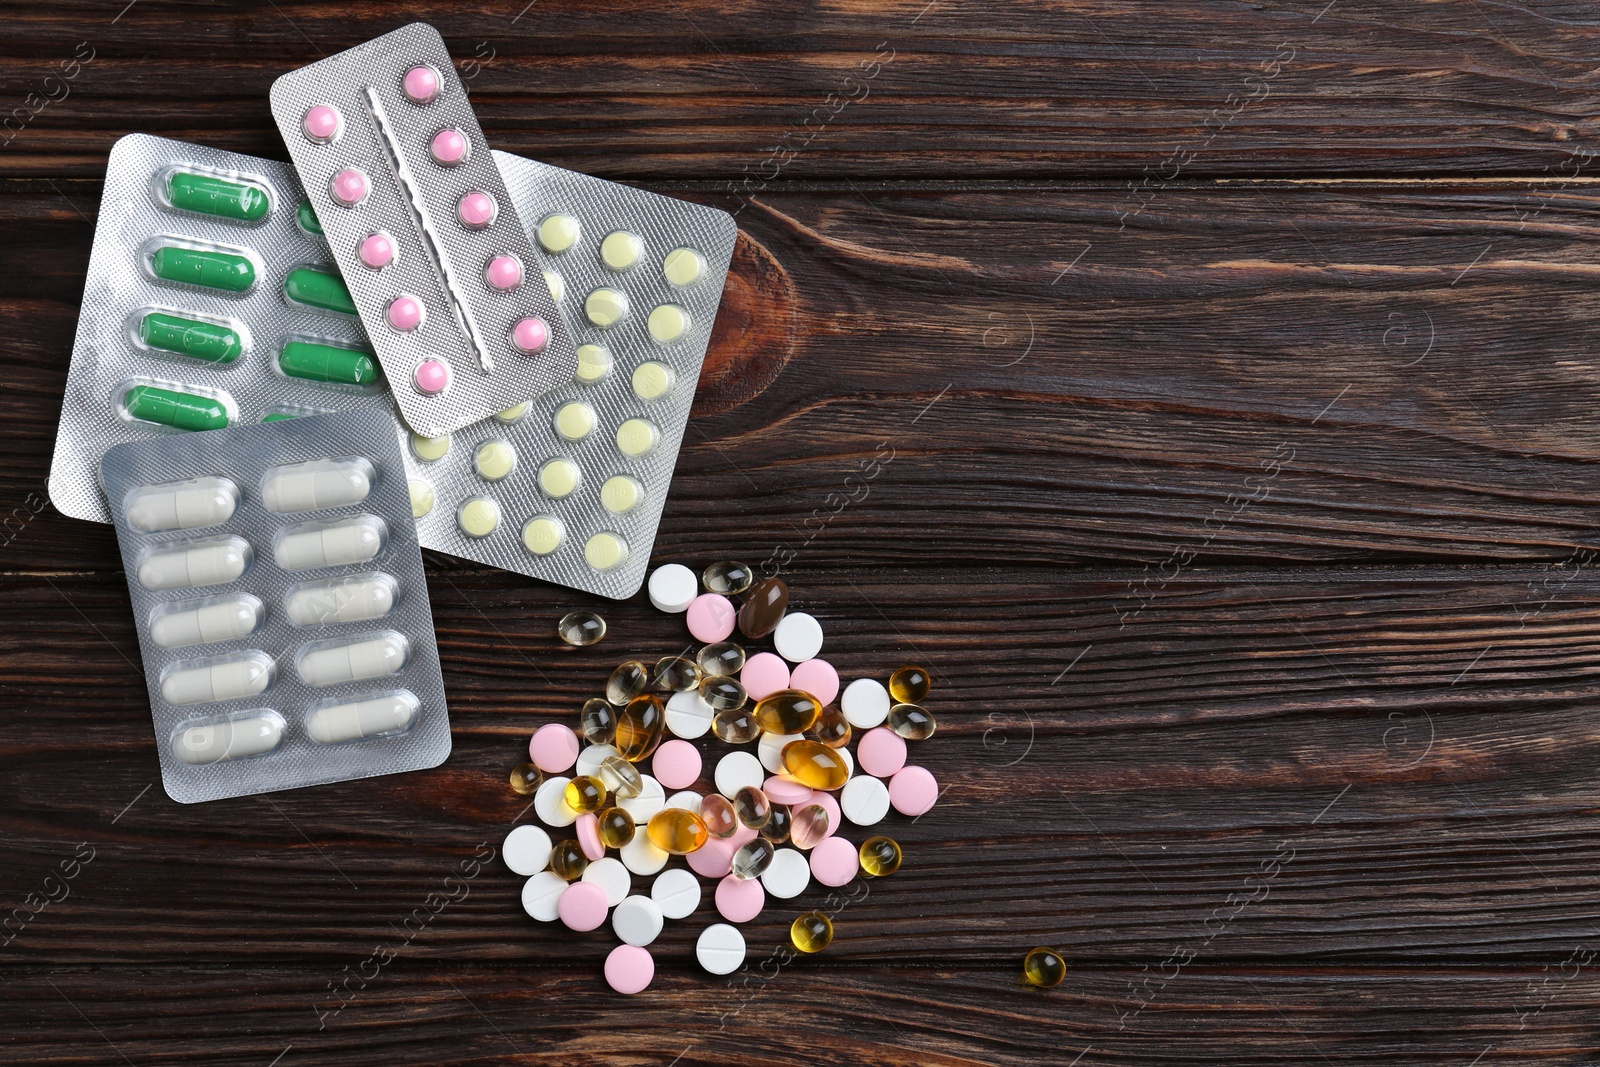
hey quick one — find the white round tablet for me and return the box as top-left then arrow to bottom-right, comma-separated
841,678 -> 891,729
576,742 -> 621,778
613,894 -> 665,947
715,751 -> 765,798
760,848 -> 811,899
758,731 -> 803,774
533,775 -> 578,827
621,831 -> 669,875
581,856 -> 631,906
696,923 -> 746,975
651,867 -> 702,920
666,690 -> 714,739
665,789 -> 703,811
773,611 -> 824,663
503,824 -> 553,876
647,564 -> 699,613
617,774 -> 666,821
521,870 -> 567,921
841,774 -> 890,826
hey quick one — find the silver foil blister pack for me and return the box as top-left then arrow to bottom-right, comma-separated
101,410 -> 450,803
399,150 -> 737,599
269,22 -> 573,436
51,133 -> 395,525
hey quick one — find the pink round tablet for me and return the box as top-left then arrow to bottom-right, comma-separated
576,813 -> 604,861
652,739 -> 702,790
889,765 -> 939,817
728,823 -> 758,848
458,191 -> 496,229
511,316 -> 548,355
715,873 -> 765,923
430,127 -> 468,166
358,232 -> 394,270
789,658 -> 839,706
302,105 -> 340,143
741,653 -> 790,702
686,594 -> 736,643
403,65 -> 440,104
809,836 -> 859,887
763,775 -> 811,806
330,168 -> 368,206
604,944 -> 654,995
413,358 -> 449,395
386,295 -> 424,332
857,727 -> 907,778
485,255 -> 522,292
557,880 -> 608,931
687,836 -> 735,878
806,789 -> 841,840
528,723 -> 579,773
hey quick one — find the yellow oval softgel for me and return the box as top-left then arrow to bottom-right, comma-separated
889,665 -> 932,703
564,775 -> 606,813
1023,946 -> 1067,988
781,739 -> 850,790
615,693 -> 666,761
752,688 -> 824,735
790,911 -> 833,953
597,806 -> 635,849
860,835 -> 902,877
647,807 -> 708,854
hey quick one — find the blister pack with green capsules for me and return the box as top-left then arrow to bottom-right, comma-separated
50,133 -> 401,525
101,410 -> 450,804
399,151 -> 737,598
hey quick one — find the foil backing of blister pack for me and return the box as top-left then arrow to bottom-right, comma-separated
102,410 -> 450,804
269,22 -> 573,437
399,150 -> 737,599
50,133 -> 396,525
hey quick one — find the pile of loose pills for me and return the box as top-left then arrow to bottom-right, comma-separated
503,561 -> 940,993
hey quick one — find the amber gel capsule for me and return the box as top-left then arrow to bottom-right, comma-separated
646,808 -> 708,855
737,577 -> 788,638
782,739 -> 850,790
753,689 -> 824,735
1023,947 -> 1067,988
615,693 -> 666,761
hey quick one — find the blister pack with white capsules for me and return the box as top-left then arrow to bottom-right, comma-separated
101,410 -> 450,803
398,150 -> 737,598
50,133 -> 396,525
269,22 -> 573,436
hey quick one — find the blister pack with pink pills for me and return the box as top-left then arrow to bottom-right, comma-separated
269,22 -> 573,437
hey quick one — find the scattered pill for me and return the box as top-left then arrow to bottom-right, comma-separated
714,751 -> 765,799
616,774 -> 665,822
613,894 -> 664,947
889,765 -> 939,816
809,836 -> 859,887
700,794 -> 739,838
791,911 -> 834,954
503,824 -> 553,876
805,791 -> 842,842
857,727 -> 907,778
889,665 -> 932,704
1023,947 -> 1068,988
533,776 -> 578,827
773,612 -> 824,663
529,723 -> 580,773
557,880 -> 609,932
782,739 -> 850,791
754,690 -> 823,735
558,610 -> 606,647
737,578 -> 788,639
620,830 -> 669,876
686,594 -> 736,643
509,762 -> 542,796
665,689 -> 714,739
566,776 -> 606,814
859,835 -> 902,877
758,732 -> 803,774
652,739 -> 702,790
597,807 -> 636,849
841,678 -> 892,729
841,774 -> 891,826
788,658 -> 839,706
696,923 -> 746,975
604,944 -> 654,995
521,870 -> 567,922
687,834 -> 736,879
741,652 -> 790,702
648,563 -> 699,613
763,775 -> 812,806
889,703 -> 937,740
550,839 -> 589,882
581,856 -> 631,907
651,867 -> 702,920
714,873 -> 765,923
665,789 -> 702,812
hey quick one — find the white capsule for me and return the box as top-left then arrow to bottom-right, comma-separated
150,595 -> 261,648
305,692 -> 418,743
284,576 -> 395,626
261,460 -> 372,513
160,653 -> 273,706
274,518 -> 383,571
137,538 -> 249,591
125,476 -> 238,532
297,634 -> 408,687
172,714 -> 283,765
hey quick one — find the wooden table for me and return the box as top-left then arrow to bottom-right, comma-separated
6,3 -> 1600,1062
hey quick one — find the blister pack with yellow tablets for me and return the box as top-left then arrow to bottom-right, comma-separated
100,410 -> 450,803
400,150 -> 737,598
50,133 -> 398,525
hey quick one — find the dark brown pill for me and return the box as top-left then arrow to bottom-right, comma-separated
737,577 -> 788,639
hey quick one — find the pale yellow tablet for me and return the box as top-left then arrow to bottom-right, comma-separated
648,304 -> 689,344
601,475 -> 644,514
600,230 -> 643,271
586,288 -> 629,328
631,361 -> 675,401
521,515 -> 565,556
554,401 -> 597,442
616,418 -> 660,458
495,401 -> 530,424
663,247 -> 705,287
410,432 -> 451,462
542,270 -> 565,303
407,478 -> 435,518
457,497 -> 500,538
474,440 -> 516,481
538,213 -> 579,253
538,458 -> 582,499
575,344 -> 613,383
584,531 -> 628,571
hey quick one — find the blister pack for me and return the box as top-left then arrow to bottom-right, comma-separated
398,150 -> 737,599
101,410 -> 450,803
269,22 -> 573,436
50,134 -> 398,525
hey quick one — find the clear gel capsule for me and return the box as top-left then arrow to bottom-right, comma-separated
297,634 -> 408,687
306,692 -> 418,743
284,576 -> 395,625
137,538 -> 250,591
125,476 -> 238,532
261,460 -> 371,513
558,610 -> 606,647
150,595 -> 262,649
160,653 -> 273,706
173,714 -> 283,765
273,517 -> 383,571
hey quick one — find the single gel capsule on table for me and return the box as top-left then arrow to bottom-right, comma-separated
305,691 -> 418,743
284,575 -> 395,625
273,517 -> 384,570
124,476 -> 238,532
149,244 -> 256,293
138,312 -> 243,364
160,652 -> 273,706
261,459 -> 372,513
138,537 -> 250,591
167,171 -> 270,222
278,340 -> 380,386
123,385 -> 230,432
297,633 -> 408,686
150,594 -> 262,648
172,713 -> 283,765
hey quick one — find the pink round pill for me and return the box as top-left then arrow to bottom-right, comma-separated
403,65 -> 440,104
485,255 -> 522,292
604,944 -> 655,995
686,594 -> 736,643
358,232 -> 394,270
511,316 -> 548,355
430,127 -> 468,166
576,813 -> 605,861
302,105 -> 341,143
809,836 -> 859,887
741,653 -> 790,702
715,873 -> 765,923
687,836 -> 735,879
386,295 -> 424,333
857,727 -> 907,778
889,765 -> 939,817
458,191 -> 496,229
789,658 -> 840,706
652,739 -> 702,790
330,168 -> 368,206
805,789 -> 841,840
763,775 -> 811,806
556,880 -> 608,932
413,358 -> 449,395
528,723 -> 579,773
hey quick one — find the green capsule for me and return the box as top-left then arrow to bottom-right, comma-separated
123,385 -> 229,431
284,267 -> 356,316
296,199 -> 323,235
167,171 -> 270,222
149,245 -> 255,293
261,412 -> 297,423
138,312 -> 242,364
278,341 -> 380,386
